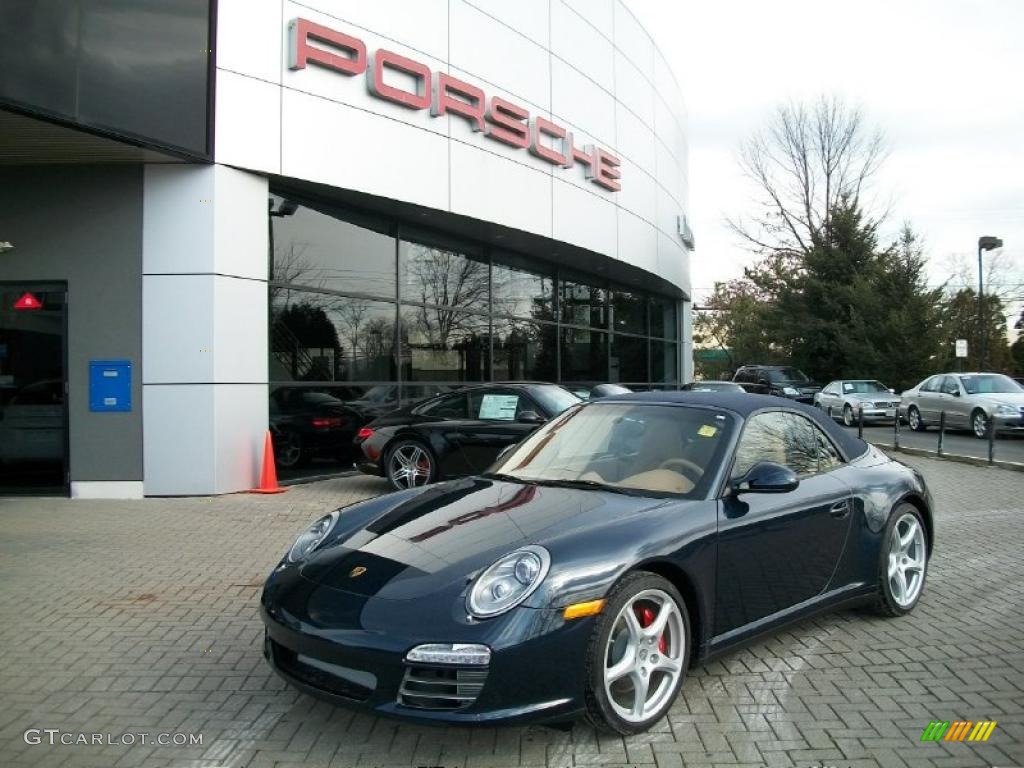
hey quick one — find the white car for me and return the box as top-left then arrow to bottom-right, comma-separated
815,379 -> 900,426
0,379 -> 64,463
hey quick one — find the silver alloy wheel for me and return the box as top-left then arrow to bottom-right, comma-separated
843,404 -> 854,427
887,512 -> 927,608
973,411 -> 988,439
275,431 -> 302,468
908,407 -> 921,431
388,443 -> 432,488
603,588 -> 684,725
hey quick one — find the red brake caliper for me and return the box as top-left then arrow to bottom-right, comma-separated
634,605 -> 668,654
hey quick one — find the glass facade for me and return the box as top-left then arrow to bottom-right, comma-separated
267,191 -> 684,474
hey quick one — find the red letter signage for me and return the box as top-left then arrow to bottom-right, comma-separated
367,50 -> 431,110
288,18 -> 366,75
285,18 -> 621,192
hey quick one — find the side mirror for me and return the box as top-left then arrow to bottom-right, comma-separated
731,461 -> 799,494
516,410 -> 544,424
888,388 -> 895,394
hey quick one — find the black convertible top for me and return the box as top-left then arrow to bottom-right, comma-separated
601,391 -> 869,461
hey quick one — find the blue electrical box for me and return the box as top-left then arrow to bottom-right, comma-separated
89,360 -> 132,412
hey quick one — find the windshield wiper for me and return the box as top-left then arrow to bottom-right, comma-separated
523,477 -> 642,495
480,472 -> 526,484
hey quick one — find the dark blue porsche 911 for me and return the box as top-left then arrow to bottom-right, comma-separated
261,392 -> 933,734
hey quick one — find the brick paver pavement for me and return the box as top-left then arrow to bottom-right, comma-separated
1,456 -> 1022,768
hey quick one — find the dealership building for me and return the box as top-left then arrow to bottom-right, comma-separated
0,0 -> 693,497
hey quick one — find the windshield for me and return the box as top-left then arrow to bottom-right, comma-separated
767,368 -> 809,383
959,374 -> 1023,395
842,380 -> 889,394
489,403 -> 734,497
531,385 -> 582,416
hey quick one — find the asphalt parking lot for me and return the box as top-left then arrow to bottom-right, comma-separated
1,454 -> 1022,768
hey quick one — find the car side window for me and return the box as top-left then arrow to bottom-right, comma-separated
941,376 -> 959,396
469,391 -> 522,421
920,376 -> 939,393
811,422 -> 844,472
416,393 -> 466,418
732,411 -> 818,479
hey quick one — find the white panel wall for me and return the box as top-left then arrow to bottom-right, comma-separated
214,0 -> 691,298
142,165 -> 269,495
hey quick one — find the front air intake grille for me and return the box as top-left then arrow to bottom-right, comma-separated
398,664 -> 488,710
271,641 -> 374,702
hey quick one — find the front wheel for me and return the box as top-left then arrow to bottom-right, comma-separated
872,503 -> 928,617
907,406 -> 926,432
971,409 -> 990,440
584,573 -> 689,735
385,439 -> 436,490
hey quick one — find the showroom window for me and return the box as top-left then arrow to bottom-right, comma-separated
268,189 -> 684,476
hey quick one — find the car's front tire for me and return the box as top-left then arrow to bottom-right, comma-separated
843,404 -> 855,427
907,406 -> 926,432
872,503 -> 928,617
384,438 -> 437,490
584,573 -> 689,735
971,409 -> 989,440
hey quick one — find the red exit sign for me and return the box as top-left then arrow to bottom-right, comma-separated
287,18 -> 622,192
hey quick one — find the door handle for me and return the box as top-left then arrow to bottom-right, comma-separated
829,500 -> 850,518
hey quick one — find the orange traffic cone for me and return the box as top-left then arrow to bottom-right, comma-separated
251,430 -> 287,494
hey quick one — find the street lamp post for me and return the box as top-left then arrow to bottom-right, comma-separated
977,235 -> 1003,370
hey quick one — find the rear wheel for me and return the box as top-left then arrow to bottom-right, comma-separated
584,573 -> 689,735
385,439 -> 436,490
274,429 -> 306,469
872,503 -> 928,617
907,406 -> 926,432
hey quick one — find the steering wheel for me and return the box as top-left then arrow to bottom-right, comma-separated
658,457 -> 705,484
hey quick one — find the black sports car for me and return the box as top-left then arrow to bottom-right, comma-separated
355,383 -> 581,490
262,392 -> 933,733
270,388 -> 362,469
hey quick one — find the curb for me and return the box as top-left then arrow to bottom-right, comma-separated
872,442 -> 1024,473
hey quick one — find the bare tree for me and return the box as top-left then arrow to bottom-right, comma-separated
728,95 -> 887,257
405,245 -> 489,346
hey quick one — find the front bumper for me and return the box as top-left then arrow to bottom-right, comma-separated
856,407 -> 898,421
260,571 -> 591,725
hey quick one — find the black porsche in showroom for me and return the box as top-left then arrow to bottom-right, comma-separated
261,392 -> 933,734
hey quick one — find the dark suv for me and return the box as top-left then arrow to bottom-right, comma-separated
732,365 -> 822,403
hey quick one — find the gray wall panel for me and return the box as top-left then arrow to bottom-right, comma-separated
0,165 -> 143,481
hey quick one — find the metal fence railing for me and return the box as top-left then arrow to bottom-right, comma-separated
854,404 -> 1007,466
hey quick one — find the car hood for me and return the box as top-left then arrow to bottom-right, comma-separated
847,392 -> 897,401
973,392 -> 1024,406
297,477 -> 672,600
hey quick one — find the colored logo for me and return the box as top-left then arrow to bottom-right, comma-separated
920,720 -> 997,742
349,566 -> 367,578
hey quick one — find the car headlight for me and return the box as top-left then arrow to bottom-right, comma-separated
782,387 -> 799,396
995,404 -> 1017,415
467,545 -> 550,618
287,510 -> 340,563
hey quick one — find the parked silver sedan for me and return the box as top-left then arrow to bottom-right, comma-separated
900,372 -> 1024,438
815,379 -> 901,426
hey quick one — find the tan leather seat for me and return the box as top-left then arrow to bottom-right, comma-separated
616,469 -> 693,493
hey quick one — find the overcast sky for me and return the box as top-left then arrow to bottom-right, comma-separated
626,0 -> 1023,331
